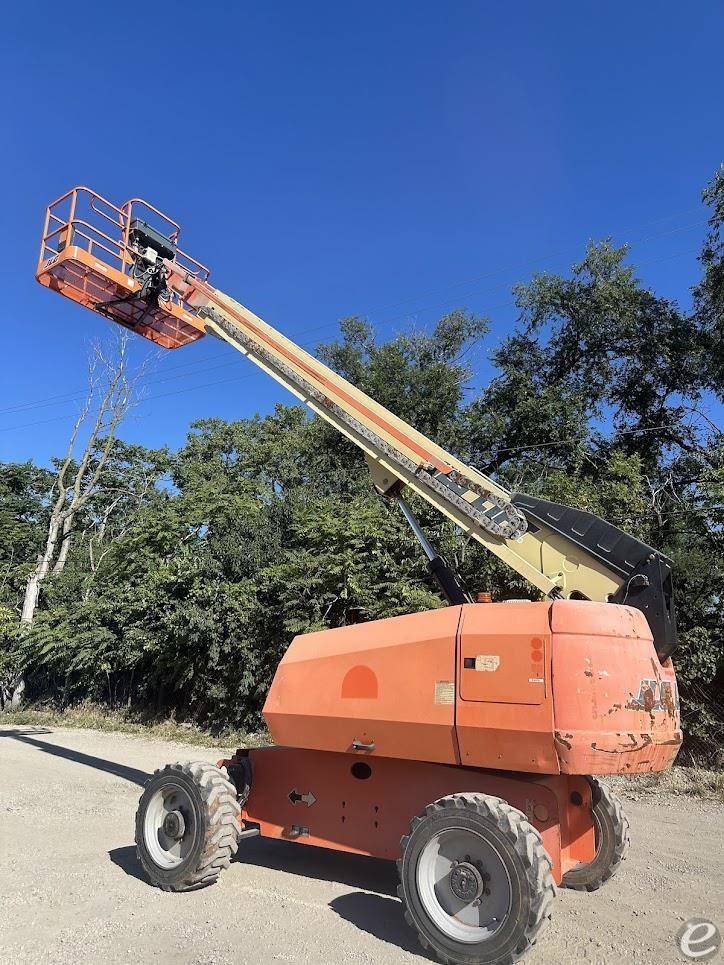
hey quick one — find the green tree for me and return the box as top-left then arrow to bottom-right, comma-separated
695,167 -> 724,396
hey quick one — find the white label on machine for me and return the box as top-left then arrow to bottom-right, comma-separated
434,681 -> 455,704
475,654 -> 500,672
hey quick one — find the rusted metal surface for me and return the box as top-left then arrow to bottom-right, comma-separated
551,602 -> 682,774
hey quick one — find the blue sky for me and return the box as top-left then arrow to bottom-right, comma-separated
1,2 -> 722,464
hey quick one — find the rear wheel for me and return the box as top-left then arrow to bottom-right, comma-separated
398,793 -> 556,965
562,777 -> 629,892
135,761 -> 241,892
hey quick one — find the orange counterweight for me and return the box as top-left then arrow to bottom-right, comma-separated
264,601 -> 682,777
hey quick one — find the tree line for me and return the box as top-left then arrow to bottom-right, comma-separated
1,170 -> 722,762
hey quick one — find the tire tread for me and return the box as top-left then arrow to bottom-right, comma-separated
398,791 -> 556,965
562,777 -> 629,892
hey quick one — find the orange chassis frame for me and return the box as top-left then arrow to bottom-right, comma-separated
220,747 -> 595,884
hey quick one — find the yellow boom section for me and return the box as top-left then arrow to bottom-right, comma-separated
35,186 -> 624,604
197,289 -> 622,603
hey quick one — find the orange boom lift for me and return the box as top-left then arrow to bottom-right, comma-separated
37,188 -> 681,965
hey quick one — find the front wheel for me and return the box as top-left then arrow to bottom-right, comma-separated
135,761 -> 241,892
398,793 -> 556,965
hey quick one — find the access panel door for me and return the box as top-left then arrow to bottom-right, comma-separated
458,602 -> 551,705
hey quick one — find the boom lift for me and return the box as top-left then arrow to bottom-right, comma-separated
37,187 -> 682,965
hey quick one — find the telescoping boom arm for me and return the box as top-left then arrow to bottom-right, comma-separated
35,187 -> 677,659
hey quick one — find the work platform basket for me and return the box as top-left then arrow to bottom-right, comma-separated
36,187 -> 209,349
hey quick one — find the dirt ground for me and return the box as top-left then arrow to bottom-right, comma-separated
0,725 -> 721,965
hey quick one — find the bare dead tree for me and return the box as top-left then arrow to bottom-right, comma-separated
81,467 -> 154,602
12,332 -> 144,705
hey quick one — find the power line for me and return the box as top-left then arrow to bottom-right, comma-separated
0,340 -> 327,434
484,424 -> 700,462
374,243 -> 701,331
336,209 -> 705,320
4,231 -> 694,424
0,244 -> 710,437
0,211 -> 706,421
0,318 -> 343,418
0,242 -> 702,427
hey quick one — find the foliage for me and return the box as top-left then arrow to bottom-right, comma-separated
695,166 -> 724,396
1,176 -> 722,761
0,462 -> 54,704
0,701 -> 268,749
0,461 -> 54,589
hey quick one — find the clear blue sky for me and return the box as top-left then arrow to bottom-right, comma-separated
1,2 -> 722,464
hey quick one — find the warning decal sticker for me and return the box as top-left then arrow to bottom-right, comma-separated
434,680 -> 455,704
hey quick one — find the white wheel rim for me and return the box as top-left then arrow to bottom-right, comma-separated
416,827 -> 512,944
143,783 -> 196,870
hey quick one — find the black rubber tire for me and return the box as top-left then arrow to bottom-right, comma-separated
562,777 -> 630,892
398,793 -> 556,965
135,761 -> 241,892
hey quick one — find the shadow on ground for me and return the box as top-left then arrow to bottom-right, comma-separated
109,845 -> 147,883
0,727 -> 151,786
236,837 -> 432,956
3,726 -> 429,958
112,836 -> 429,958
236,835 -> 398,895
0,726 -> 53,736
113,836 -> 399,898
329,891 -> 430,958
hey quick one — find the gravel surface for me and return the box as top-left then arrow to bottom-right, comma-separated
1,724 -> 722,965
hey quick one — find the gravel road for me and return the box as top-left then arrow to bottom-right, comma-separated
1,725 -> 721,965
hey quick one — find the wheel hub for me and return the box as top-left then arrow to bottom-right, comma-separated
449,861 -> 484,902
162,810 -> 186,840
